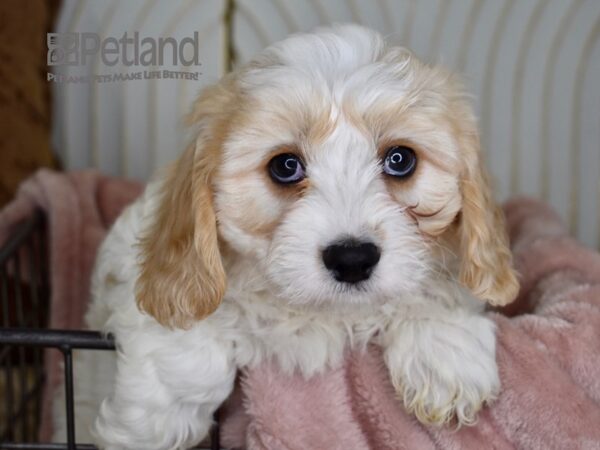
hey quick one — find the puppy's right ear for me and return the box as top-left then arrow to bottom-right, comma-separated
135,143 -> 225,329
135,83 -> 234,328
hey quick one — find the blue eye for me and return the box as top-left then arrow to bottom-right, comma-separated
383,146 -> 417,178
268,153 -> 306,184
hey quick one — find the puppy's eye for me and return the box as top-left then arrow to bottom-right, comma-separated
383,146 -> 417,178
268,153 -> 306,184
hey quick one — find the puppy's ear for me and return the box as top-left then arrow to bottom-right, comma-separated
135,143 -> 225,328
135,84 -> 233,328
458,132 -> 519,306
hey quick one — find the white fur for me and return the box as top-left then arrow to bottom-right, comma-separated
54,25 -> 501,449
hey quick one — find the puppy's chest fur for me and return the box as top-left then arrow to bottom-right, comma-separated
218,292 -> 386,377
211,260 -> 478,378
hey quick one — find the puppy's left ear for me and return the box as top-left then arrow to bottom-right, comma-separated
458,129 -> 519,306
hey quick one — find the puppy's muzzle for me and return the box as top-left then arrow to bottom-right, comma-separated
322,239 -> 381,284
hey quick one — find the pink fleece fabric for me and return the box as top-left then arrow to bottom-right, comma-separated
0,169 -> 143,441
1,171 -> 599,449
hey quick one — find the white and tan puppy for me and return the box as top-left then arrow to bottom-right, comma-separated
54,24 -> 518,449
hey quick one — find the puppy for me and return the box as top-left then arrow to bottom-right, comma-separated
55,24 -> 518,449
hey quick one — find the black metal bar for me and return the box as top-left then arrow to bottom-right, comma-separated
27,235 -> 43,435
13,251 -> 28,441
210,412 -> 220,450
37,216 -> 50,329
27,230 -> 41,328
0,329 -> 115,350
0,265 -> 15,441
61,349 -> 75,450
0,443 -> 216,450
0,444 -> 98,450
14,251 -> 24,326
1,264 -> 10,328
0,212 -> 43,265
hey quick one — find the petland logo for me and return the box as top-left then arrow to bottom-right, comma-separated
47,32 -> 202,83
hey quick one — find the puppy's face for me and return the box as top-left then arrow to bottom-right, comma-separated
136,26 -> 518,327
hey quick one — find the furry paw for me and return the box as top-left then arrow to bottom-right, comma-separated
392,363 -> 499,426
384,315 -> 500,426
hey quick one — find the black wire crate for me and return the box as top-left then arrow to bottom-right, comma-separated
0,210 -> 220,450
1,211 -> 49,448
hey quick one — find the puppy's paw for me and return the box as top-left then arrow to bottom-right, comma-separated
391,360 -> 499,426
384,315 -> 500,426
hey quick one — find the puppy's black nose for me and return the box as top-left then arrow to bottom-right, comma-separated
322,240 -> 381,284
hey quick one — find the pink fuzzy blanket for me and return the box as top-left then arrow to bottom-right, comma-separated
1,170 -> 599,449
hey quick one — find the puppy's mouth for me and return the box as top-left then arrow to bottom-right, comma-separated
330,278 -> 372,294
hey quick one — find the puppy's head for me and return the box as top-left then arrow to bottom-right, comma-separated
136,25 -> 518,328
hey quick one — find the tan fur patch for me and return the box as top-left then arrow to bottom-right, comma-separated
454,120 -> 519,306
135,76 -> 243,329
